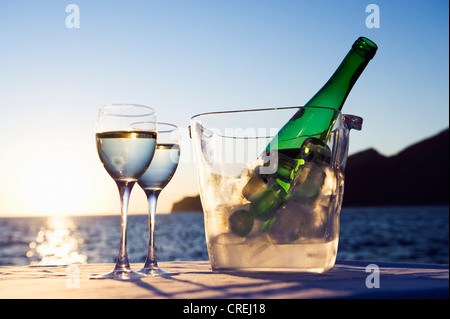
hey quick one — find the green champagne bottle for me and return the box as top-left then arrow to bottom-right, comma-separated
230,37 -> 378,237
269,36 -> 378,155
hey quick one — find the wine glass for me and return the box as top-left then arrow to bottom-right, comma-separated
90,104 -> 157,280
137,123 -> 180,276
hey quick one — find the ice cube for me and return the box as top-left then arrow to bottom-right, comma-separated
300,203 -> 329,240
265,203 -> 311,243
290,162 -> 327,203
243,231 -> 273,245
211,232 -> 246,245
266,200 -> 331,243
242,232 -> 279,267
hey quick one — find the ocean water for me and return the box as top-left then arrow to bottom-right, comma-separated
0,206 -> 448,267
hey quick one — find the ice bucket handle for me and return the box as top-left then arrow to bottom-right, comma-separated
343,114 -> 363,131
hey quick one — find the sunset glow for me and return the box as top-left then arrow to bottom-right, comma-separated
0,1 -> 448,217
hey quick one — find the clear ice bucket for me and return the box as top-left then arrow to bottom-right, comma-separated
190,106 -> 362,273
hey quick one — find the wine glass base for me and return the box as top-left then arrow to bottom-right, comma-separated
137,266 -> 179,277
89,269 -> 145,281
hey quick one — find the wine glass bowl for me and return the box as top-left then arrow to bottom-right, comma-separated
96,130 -> 157,182
137,124 -> 180,192
90,104 -> 157,280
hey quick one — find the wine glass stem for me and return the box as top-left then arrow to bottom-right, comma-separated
143,189 -> 161,268
115,180 -> 135,272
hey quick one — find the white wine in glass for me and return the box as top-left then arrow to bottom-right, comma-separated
90,104 -> 157,281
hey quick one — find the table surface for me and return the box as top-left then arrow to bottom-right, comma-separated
0,260 -> 448,299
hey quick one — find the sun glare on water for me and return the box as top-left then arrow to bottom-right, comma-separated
26,215 -> 87,265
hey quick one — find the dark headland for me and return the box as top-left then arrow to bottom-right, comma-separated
343,128 -> 449,206
171,195 -> 203,212
171,128 -> 449,212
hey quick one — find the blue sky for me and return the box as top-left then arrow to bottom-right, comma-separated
0,0 -> 448,216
